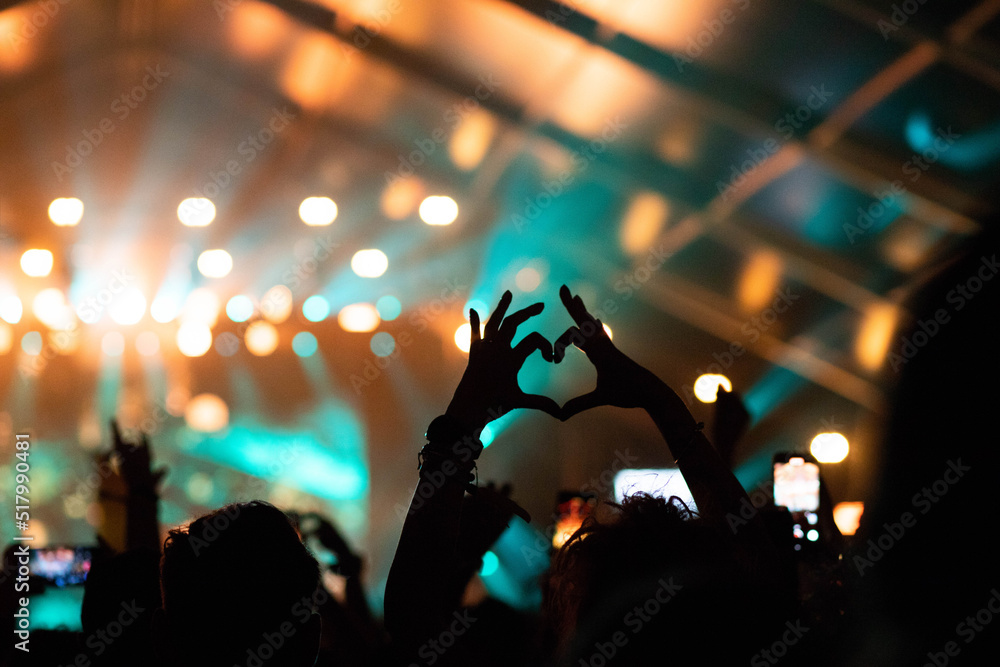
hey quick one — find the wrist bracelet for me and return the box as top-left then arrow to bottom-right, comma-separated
423,415 -> 484,460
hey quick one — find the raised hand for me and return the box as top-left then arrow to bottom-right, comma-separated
712,387 -> 750,466
111,419 -> 167,494
553,285 -> 670,420
445,290 -> 561,432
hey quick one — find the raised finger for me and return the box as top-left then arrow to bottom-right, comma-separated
513,331 -> 554,363
110,419 -> 124,448
484,291 -> 512,340
553,326 -> 586,362
559,285 -> 597,327
499,302 -> 544,342
470,308 -> 482,344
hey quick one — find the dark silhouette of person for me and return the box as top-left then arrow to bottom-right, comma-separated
386,286 -> 792,665
154,500 -> 323,667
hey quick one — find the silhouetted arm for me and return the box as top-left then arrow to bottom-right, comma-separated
384,292 -> 559,655
555,286 -> 778,576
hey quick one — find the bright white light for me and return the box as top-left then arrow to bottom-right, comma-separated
185,393 -> 229,432
337,303 -> 380,333
810,432 -> 850,463
0,296 -> 23,324
261,285 -> 293,323
21,249 -> 54,277
693,374 -> 732,403
197,249 -> 233,278
151,295 -> 181,323
299,197 -> 338,226
176,322 -> 213,357
515,267 -> 541,292
454,322 -> 485,353
419,196 -> 458,226
182,288 -> 221,327
32,288 -> 75,330
245,321 -> 279,356
351,249 -> 388,278
108,288 -> 147,325
602,323 -> 613,340
48,198 -> 84,226
806,529 -> 819,542
178,198 -> 216,226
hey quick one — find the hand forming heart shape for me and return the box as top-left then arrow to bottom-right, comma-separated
444,285 -> 673,433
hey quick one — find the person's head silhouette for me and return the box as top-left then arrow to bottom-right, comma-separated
156,500 -> 322,666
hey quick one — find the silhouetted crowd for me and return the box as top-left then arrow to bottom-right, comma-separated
4,231 -> 999,666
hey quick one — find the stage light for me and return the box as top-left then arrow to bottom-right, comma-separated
185,393 -> 229,432
293,331 -> 318,357
261,285 -> 293,323
178,198 -> 216,226
299,197 -> 338,226
166,386 -> 190,417
186,473 -> 215,504
454,322 -> 485,353
226,295 -> 255,323
48,198 -> 84,226
21,249 -> 53,277
479,550 -> 499,577
833,502 -> 864,536
151,295 -> 181,323
694,374 -> 732,403
515,267 -> 541,292
856,302 -> 898,371
101,331 -> 125,356
449,110 -> 495,171
197,249 -> 233,278
337,303 -> 380,332
738,250 -> 783,312
245,321 -> 279,356
136,331 -> 160,356
183,288 -> 221,327
370,332 -> 395,357
32,288 -> 75,330
620,191 -> 669,256
0,296 -> 22,324
0,324 -> 12,355
480,424 -> 494,448
177,322 -> 213,357
602,323 -> 613,340
302,295 -> 330,322
810,432 -> 849,463
375,295 -> 401,321
351,249 -> 388,278
806,529 -> 819,542
108,288 -> 147,325
380,178 -> 423,220
419,196 -> 458,226
21,331 -> 42,355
